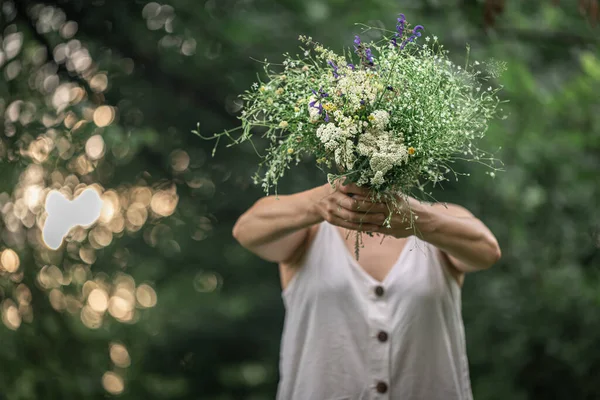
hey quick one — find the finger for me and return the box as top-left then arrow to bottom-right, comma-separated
353,200 -> 389,214
331,192 -> 384,213
332,192 -> 358,212
334,207 -> 387,225
327,214 -> 381,232
351,195 -> 399,214
338,196 -> 389,214
338,182 -> 371,197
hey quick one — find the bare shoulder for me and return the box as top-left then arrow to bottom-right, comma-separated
278,223 -> 321,291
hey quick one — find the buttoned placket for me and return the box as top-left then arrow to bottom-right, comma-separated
367,284 -> 391,399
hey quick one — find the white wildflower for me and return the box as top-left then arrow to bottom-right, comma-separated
316,123 -> 346,150
344,140 -> 356,169
334,147 -> 343,167
371,171 -> 385,186
369,144 -> 409,174
336,70 -> 379,111
369,110 -> 390,130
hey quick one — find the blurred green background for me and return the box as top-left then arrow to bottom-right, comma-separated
1,0 -> 599,399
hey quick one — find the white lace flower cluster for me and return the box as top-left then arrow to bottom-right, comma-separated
336,70 -> 381,111
313,108 -> 410,187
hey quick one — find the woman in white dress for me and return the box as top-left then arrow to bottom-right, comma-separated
232,181 -> 501,400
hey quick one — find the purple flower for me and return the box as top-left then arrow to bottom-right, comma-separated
353,34 -> 374,66
311,87 -> 329,99
395,14 -> 406,37
365,48 -> 374,65
411,25 -> 424,38
347,63 -> 355,70
309,87 -> 329,118
327,60 -> 339,78
392,13 -> 406,47
353,35 -> 362,58
309,100 -> 323,115
407,25 -> 425,44
400,25 -> 425,49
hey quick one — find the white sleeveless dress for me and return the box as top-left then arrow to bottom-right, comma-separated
276,221 -> 473,400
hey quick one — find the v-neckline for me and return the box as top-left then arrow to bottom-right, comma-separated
331,223 -> 411,285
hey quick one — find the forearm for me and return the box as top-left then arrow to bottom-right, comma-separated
232,186 -> 324,253
413,204 -> 501,272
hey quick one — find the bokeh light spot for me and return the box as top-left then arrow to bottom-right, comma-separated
170,149 -> 190,172
126,202 -> 148,227
102,371 -> 125,395
60,21 -> 78,39
150,189 -> 178,217
85,134 -> 105,160
90,73 -> 108,92
1,249 -> 20,273
109,343 -> 131,368
93,105 -> 115,127
193,271 -> 222,293
2,300 -> 21,330
88,288 -> 109,313
108,290 -> 135,322
49,289 -> 66,311
136,284 -> 157,308
81,305 -> 103,329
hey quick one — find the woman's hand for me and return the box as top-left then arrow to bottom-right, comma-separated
312,180 -> 389,232
349,192 -> 421,239
383,195 -> 422,238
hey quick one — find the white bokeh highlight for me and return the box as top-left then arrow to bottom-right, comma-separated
43,188 -> 103,250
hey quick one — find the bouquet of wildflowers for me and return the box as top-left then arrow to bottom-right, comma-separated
194,13 -> 505,234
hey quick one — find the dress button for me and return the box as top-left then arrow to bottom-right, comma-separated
377,331 -> 388,342
374,285 -> 385,297
376,381 -> 388,393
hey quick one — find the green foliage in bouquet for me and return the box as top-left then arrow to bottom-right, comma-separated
194,13 -> 506,229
